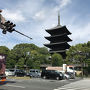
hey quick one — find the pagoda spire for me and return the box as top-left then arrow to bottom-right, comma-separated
58,11 -> 60,26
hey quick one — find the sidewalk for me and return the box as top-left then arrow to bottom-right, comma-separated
54,78 -> 90,90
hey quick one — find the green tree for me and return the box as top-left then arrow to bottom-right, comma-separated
6,59 -> 16,68
52,53 -> 63,66
0,43 -> 49,69
0,46 -> 10,55
11,43 -> 38,68
33,60 -> 40,69
66,42 -> 90,65
26,59 -> 34,69
17,58 -> 25,69
38,47 -> 49,55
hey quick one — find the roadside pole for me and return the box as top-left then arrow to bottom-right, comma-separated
81,61 -> 84,79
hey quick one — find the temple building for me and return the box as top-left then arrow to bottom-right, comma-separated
44,13 -> 72,59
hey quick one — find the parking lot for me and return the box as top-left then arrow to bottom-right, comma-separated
0,77 -> 81,90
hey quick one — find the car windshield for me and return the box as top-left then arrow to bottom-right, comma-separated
69,67 -> 74,70
30,71 -> 35,72
9,70 -> 14,72
30,69 -> 40,73
36,70 -> 40,73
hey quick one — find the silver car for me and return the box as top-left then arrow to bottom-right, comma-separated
29,69 -> 41,78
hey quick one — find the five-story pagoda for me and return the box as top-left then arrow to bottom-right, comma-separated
44,13 -> 72,59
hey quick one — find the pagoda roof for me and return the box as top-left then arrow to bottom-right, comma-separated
44,41 -> 67,45
45,25 -> 71,35
44,42 -> 71,49
49,50 -> 66,53
46,25 -> 62,30
45,33 -> 67,38
46,25 -> 67,31
45,34 -> 72,42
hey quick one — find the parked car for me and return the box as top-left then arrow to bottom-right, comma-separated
57,71 -> 70,80
5,69 -> 15,76
64,73 -> 70,79
26,72 -> 30,76
15,69 -> 26,77
41,70 -> 64,80
29,69 -> 41,78
66,72 -> 75,79
9,69 -> 15,76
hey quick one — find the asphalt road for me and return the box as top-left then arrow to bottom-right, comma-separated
0,78 -> 81,90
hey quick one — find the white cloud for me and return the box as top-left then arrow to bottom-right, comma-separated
2,9 -> 26,22
33,11 -> 46,21
54,0 -> 72,11
70,22 -> 90,45
26,0 -> 72,21
60,0 -> 71,8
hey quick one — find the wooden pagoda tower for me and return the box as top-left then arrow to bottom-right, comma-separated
44,13 -> 72,59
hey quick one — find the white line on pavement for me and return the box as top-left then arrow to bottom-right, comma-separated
54,88 -> 75,90
5,84 -> 26,88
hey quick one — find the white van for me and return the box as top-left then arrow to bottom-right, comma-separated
29,69 -> 41,78
5,69 -> 15,76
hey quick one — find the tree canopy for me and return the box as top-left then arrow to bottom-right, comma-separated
52,53 -> 63,66
66,41 -> 90,65
0,41 -> 89,70
1,43 -> 50,69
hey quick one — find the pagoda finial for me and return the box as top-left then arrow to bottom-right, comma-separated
58,11 -> 60,26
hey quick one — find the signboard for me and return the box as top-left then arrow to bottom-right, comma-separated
0,54 -> 6,75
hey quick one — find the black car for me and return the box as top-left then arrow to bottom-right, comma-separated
15,69 -> 26,77
41,70 -> 64,80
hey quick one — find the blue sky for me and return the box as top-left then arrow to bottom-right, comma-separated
0,0 -> 90,49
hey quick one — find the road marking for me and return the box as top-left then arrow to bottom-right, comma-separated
54,88 -> 74,90
5,84 -> 25,88
54,87 -> 90,90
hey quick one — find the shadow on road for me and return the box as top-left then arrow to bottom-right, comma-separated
0,80 -> 16,86
6,80 -> 16,84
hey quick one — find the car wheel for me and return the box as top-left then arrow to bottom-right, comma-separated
56,77 -> 59,80
15,75 -> 17,77
65,76 -> 69,80
37,75 -> 40,78
43,76 -> 46,79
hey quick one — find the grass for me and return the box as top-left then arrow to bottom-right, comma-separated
7,76 -> 30,80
